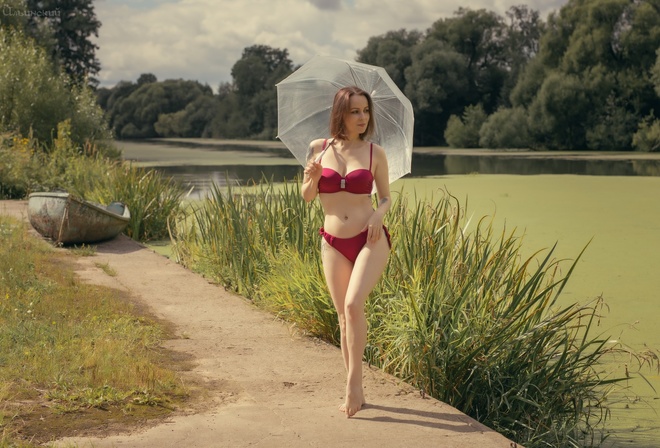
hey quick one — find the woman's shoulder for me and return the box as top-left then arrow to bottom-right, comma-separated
369,142 -> 387,158
309,138 -> 327,149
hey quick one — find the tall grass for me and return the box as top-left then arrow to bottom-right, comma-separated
171,177 -> 322,295
368,190 -> 636,446
172,178 -> 658,448
0,216 -> 187,445
0,121 -> 184,241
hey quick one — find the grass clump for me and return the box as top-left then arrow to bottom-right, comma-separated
171,178 -> 321,296
172,178 -> 658,448
0,121 -> 184,242
0,216 -> 188,446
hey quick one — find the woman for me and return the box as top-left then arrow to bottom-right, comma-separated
301,86 -> 391,418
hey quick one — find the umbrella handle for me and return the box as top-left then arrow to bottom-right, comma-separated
314,148 -> 327,164
313,138 -> 334,163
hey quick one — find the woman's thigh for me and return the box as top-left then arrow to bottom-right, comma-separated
345,236 -> 390,306
321,239 -> 354,313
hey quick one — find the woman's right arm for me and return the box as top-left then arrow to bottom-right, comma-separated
302,141 -> 323,202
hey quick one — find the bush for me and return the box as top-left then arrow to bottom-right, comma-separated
632,114 -> 660,152
479,107 -> 531,149
0,27 -> 111,148
444,104 -> 487,148
0,132 -> 39,199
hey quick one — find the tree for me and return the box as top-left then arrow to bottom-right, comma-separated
653,49 -> 660,96
356,29 -> 422,91
0,27 -> 109,145
428,7 -> 509,112
527,72 -> 593,149
25,0 -> 101,86
632,113 -> 660,152
231,45 -> 293,97
511,0 -> 660,150
137,73 -> 157,86
229,45 -> 294,138
500,5 -> 545,105
404,39 -> 470,145
408,6 -> 537,145
444,104 -> 487,148
479,107 -> 531,149
155,95 -> 218,138
103,78 -> 214,139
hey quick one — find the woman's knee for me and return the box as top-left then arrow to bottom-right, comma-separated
344,300 -> 364,321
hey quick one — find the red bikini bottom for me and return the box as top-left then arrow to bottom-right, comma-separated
319,226 -> 391,264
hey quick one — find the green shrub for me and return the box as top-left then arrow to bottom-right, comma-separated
0,132 -> 40,199
171,178 -> 322,296
444,104 -> 487,148
479,107 -> 531,149
368,191 -> 633,446
0,27 -> 111,148
256,246 -> 339,344
632,114 -> 660,152
0,121 -> 183,240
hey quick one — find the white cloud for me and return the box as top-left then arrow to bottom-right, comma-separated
94,0 -> 568,90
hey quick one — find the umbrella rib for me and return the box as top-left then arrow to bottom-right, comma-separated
276,56 -> 413,182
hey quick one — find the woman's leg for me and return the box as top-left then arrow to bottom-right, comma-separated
342,236 -> 390,417
320,239 -> 354,371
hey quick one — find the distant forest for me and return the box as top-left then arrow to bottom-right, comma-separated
96,1 -> 660,151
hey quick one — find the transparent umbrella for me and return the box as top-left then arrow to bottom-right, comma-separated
276,55 -> 414,184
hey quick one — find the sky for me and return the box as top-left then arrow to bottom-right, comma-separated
93,0 -> 569,90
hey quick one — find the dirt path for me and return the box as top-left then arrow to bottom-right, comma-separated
2,200 -> 517,448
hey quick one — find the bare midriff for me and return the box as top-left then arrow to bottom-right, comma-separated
319,191 -> 374,237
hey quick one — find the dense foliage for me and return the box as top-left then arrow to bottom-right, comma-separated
94,1 -> 659,151
97,45 -> 294,140
0,27 -> 111,147
0,0 -> 101,86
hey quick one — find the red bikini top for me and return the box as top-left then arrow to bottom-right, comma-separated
317,139 -> 373,195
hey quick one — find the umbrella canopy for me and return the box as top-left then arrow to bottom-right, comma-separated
276,55 -> 414,184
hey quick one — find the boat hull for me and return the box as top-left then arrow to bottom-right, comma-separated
28,192 -> 130,244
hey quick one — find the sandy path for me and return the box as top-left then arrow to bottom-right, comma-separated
1,200 -> 517,448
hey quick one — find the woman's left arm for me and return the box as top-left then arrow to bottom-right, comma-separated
372,145 -> 391,218
366,145 -> 391,241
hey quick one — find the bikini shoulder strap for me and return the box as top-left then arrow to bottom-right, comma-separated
369,142 -> 373,171
319,138 -> 328,161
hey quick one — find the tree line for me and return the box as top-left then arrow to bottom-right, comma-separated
97,1 -> 660,151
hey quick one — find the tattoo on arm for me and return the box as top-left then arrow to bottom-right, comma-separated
379,197 -> 389,207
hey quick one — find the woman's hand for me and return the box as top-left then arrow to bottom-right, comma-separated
304,160 -> 323,184
363,212 -> 384,244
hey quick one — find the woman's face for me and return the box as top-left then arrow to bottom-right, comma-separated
343,94 -> 370,138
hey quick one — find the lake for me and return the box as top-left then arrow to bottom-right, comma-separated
117,139 -> 660,447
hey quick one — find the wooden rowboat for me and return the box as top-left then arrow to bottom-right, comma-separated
28,192 -> 130,245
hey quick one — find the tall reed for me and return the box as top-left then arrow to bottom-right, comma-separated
171,176 -> 322,296
171,178 -> 656,448
367,190 -> 639,446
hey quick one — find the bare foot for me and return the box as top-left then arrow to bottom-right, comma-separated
339,386 -> 366,418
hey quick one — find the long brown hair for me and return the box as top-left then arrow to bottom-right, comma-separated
329,86 -> 375,141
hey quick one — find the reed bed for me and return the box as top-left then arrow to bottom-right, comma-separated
171,178 -> 655,448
